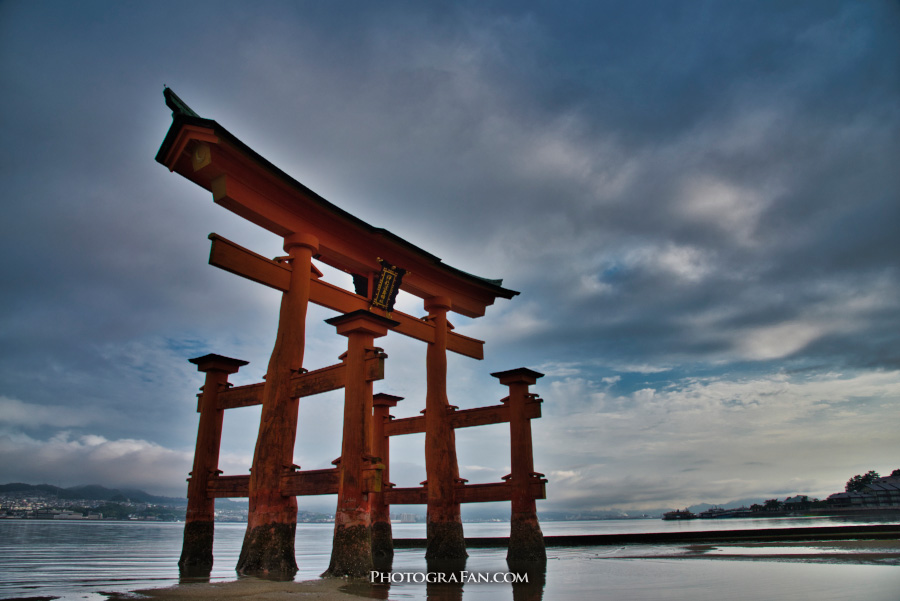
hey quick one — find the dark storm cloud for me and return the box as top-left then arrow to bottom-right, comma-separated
0,1 -> 898,503
461,0 -> 900,369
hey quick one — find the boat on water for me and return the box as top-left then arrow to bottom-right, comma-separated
662,509 -> 696,520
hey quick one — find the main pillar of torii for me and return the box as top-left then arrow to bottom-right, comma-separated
236,232 -> 319,574
424,296 -> 467,558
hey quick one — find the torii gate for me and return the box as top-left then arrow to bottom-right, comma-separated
156,89 -> 547,577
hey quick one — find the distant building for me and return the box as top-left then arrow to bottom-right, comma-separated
782,495 -> 812,511
827,491 -> 875,508
867,470 -> 900,506
827,470 -> 900,508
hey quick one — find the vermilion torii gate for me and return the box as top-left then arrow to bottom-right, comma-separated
156,89 -> 548,577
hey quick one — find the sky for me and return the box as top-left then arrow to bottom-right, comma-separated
1,1 -> 898,514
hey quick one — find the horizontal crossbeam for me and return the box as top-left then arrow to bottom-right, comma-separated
213,353 -> 384,410
384,478 -> 546,505
203,474 -> 545,503
202,465 -> 384,498
206,475 -> 250,498
208,233 -> 484,359
385,400 -> 542,437
281,468 -> 340,496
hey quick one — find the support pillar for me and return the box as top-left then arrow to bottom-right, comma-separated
424,296 -> 467,559
180,354 -> 248,573
237,232 -> 318,576
324,310 -> 397,577
371,393 -> 403,558
492,368 -> 546,562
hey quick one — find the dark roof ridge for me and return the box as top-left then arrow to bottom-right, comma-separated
155,89 -> 518,299
164,86 -> 199,118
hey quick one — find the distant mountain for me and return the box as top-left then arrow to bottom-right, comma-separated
686,498 -> 767,513
0,482 -> 186,506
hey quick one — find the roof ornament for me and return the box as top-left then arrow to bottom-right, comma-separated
164,86 -> 200,118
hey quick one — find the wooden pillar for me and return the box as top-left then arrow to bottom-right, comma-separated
424,296 -> 467,559
492,368 -> 546,561
371,393 -> 402,558
324,310 -> 397,577
179,354 -> 248,573
237,232 -> 318,576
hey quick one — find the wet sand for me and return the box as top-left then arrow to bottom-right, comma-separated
105,577 -> 360,601
612,538 -> 900,564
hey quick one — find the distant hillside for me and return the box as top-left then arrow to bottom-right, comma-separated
0,482 -> 186,506
687,498 -> 767,513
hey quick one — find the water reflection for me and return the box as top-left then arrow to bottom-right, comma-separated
424,558 -> 467,601
367,554 -> 394,600
177,564 -> 211,584
507,559 -> 546,601
3,520 -> 900,601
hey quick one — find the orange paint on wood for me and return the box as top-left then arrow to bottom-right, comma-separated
383,479 -> 546,505
206,475 -> 250,498
324,311 -> 397,576
384,401 -> 542,436
180,354 -> 246,572
237,233 -> 319,575
184,355 -> 247,520
208,232 -> 485,359
216,356 -> 384,410
159,116 -> 517,317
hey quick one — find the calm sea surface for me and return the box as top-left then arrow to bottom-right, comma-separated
1,517 -> 898,601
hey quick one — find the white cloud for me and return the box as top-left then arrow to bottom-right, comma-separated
0,397 -> 93,428
460,301 -> 549,344
679,176 -> 773,246
535,361 -> 583,378
736,320 -> 828,360
616,364 -> 673,374
534,369 -> 900,510
653,244 -> 713,283
0,431 -> 193,496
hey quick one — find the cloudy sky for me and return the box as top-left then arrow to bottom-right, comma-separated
1,1 -> 898,514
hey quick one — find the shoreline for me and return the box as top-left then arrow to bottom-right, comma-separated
393,523 -> 900,547
605,538 -> 900,565
104,578 -> 359,601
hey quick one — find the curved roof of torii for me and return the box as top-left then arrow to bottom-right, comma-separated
155,88 -> 518,318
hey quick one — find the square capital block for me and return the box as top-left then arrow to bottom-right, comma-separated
490,367 -> 545,387
188,353 -> 249,374
373,393 -> 404,408
325,309 -> 400,338
424,295 -> 453,313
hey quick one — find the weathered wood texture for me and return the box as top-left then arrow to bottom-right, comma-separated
215,357 -> 385,410
384,479 -> 546,505
384,400 -> 542,436
202,466 -> 384,499
206,475 -> 250,498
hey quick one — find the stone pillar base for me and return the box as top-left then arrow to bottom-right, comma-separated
324,523 -> 373,578
236,522 -> 298,576
371,521 -> 394,558
507,514 -> 546,562
179,520 -> 214,573
425,520 -> 468,560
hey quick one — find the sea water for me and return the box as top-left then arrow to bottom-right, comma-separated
0,518 -> 898,601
